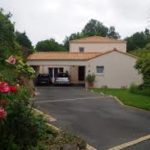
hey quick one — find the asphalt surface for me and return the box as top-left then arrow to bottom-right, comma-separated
124,140 -> 150,150
34,86 -> 150,150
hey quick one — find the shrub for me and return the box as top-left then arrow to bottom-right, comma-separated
0,84 -> 52,150
86,74 -> 95,83
130,84 -> 150,96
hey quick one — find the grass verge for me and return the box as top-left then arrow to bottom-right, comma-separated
93,88 -> 150,111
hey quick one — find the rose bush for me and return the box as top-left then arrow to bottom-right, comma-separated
0,108 -> 7,119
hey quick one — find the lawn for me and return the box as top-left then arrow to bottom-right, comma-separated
93,88 -> 150,111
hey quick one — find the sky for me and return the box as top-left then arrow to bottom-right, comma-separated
0,0 -> 150,45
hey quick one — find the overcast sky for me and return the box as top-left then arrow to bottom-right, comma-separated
0,0 -> 150,45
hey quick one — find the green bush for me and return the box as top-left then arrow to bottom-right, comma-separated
86,74 -> 95,83
0,85 -> 54,150
130,84 -> 150,96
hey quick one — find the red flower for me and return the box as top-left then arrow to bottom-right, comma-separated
0,108 -> 7,119
6,55 -> 16,65
0,82 -> 10,93
9,86 -> 17,93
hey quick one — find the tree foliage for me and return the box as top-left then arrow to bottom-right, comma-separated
36,38 -> 66,51
15,31 -> 34,58
0,9 -> 17,57
82,19 -> 109,37
125,29 -> 150,51
64,19 -> 120,49
0,9 -> 34,59
15,31 -> 32,49
135,55 -> 150,88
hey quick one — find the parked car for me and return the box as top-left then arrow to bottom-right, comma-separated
54,73 -> 70,85
36,74 -> 51,85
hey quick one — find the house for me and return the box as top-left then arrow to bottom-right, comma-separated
27,36 -> 142,88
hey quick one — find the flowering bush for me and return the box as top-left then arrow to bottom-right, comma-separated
0,82 -> 17,93
6,55 -> 16,65
0,53 -> 55,149
0,81 -> 17,121
0,108 -> 7,119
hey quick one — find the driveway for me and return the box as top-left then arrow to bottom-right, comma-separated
34,86 -> 150,150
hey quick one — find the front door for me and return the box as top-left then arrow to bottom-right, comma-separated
78,66 -> 85,81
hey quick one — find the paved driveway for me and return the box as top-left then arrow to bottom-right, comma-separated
34,86 -> 150,150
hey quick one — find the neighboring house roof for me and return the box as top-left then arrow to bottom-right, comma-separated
70,36 -> 126,43
27,50 -> 137,61
27,52 -> 103,61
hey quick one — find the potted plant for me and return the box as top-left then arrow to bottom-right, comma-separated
85,74 -> 95,88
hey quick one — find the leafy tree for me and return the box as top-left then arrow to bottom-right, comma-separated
63,32 -> 84,50
15,31 -> 34,58
135,55 -> 150,88
82,19 -> 109,37
108,26 -> 120,39
64,19 -> 120,49
15,31 -> 32,49
0,9 -> 16,57
125,29 -> 150,51
36,38 -> 66,51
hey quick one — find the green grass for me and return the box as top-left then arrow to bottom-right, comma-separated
93,88 -> 150,111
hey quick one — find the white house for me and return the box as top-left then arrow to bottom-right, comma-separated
27,36 -> 142,88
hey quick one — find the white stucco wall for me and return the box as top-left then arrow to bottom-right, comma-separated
87,51 -> 143,88
70,43 -> 126,53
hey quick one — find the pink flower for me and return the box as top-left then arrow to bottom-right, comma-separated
0,82 -> 10,93
0,108 -> 7,119
6,55 -> 16,65
9,86 -> 17,93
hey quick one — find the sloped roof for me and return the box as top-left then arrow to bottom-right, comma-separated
70,36 -> 126,43
27,52 -> 103,61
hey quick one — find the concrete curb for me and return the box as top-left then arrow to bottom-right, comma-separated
33,108 -> 97,150
94,90 -> 150,113
32,108 -> 56,122
109,95 -> 150,113
87,144 -> 97,150
108,134 -> 150,150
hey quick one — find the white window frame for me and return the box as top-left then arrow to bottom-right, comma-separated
96,66 -> 104,75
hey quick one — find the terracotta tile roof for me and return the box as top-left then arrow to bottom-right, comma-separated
70,36 -> 126,43
27,52 -> 103,61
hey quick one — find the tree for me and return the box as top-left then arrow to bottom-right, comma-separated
82,19 -> 108,37
108,26 -> 120,39
15,31 -> 34,58
63,32 -> 84,50
15,31 -> 32,49
64,19 -> 120,49
135,55 -> 150,89
0,9 -> 16,57
125,29 -> 150,51
36,38 -> 66,51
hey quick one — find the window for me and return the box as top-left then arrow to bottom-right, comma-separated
79,47 -> 84,52
96,66 -> 104,74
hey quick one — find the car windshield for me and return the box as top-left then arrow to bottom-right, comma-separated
39,74 -> 49,78
57,73 -> 68,77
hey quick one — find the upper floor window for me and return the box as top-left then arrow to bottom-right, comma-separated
79,47 -> 84,52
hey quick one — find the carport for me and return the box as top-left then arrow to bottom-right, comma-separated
27,52 -> 102,85
27,58 -> 87,84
